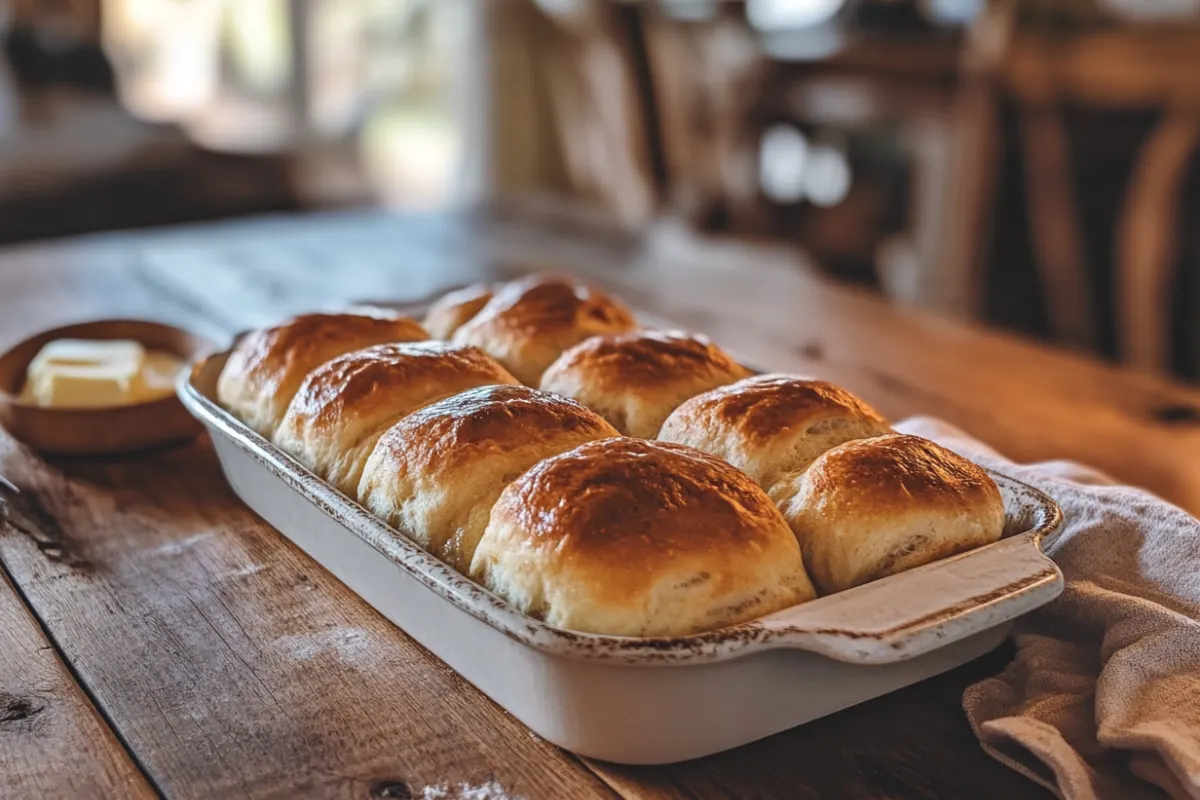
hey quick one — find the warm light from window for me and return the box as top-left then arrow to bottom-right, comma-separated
224,0 -> 292,95
360,102 -> 458,209
759,123 -> 809,204
803,144 -> 851,207
746,0 -> 846,30
101,0 -> 222,121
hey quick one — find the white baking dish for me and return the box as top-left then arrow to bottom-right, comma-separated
179,348 -> 1064,765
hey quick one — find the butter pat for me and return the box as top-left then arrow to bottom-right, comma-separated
29,338 -> 146,372
32,364 -> 142,408
20,338 -> 182,409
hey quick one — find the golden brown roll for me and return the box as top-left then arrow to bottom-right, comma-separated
470,438 -> 816,637
273,341 -> 519,495
657,374 -> 891,492
423,283 -> 495,339
450,275 -> 638,385
776,433 -> 1005,595
358,385 -> 620,573
539,330 -> 752,438
216,311 -> 428,437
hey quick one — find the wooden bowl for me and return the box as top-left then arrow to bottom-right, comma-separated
0,319 -> 218,456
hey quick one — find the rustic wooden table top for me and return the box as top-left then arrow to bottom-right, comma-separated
3,208 -> 1199,800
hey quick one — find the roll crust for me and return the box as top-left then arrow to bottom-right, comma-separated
216,311 -> 428,437
657,374 -> 891,492
273,341 -> 519,494
358,385 -> 620,573
450,275 -> 638,385
776,433 -> 1005,594
470,438 -> 816,636
539,330 -> 751,438
423,283 -> 495,339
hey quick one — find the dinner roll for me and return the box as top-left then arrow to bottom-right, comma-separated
657,374 -> 890,492
776,433 -> 1005,595
274,341 -> 519,495
358,385 -> 619,573
216,311 -> 428,437
539,330 -> 752,438
470,438 -> 816,637
423,283 -> 494,339
450,275 -> 638,385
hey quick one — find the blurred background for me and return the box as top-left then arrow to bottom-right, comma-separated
1,0 -> 1199,379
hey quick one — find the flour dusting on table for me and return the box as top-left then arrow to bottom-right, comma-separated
419,779 -> 521,799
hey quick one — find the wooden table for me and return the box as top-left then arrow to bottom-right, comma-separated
3,208 -> 1199,800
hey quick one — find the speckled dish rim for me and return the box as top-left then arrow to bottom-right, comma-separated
180,347 -> 1064,667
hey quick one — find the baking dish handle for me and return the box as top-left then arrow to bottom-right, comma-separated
754,530 -> 1063,664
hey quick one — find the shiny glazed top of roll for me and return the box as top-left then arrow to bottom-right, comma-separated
658,373 -> 891,492
273,341 -> 518,494
215,311 -> 428,437
450,275 -> 638,386
539,330 -> 752,438
470,438 -> 816,637
423,283 -> 495,339
358,384 -> 620,573
776,433 -> 1005,594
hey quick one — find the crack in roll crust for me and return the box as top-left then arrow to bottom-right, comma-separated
273,341 -> 519,495
657,373 -> 891,492
776,433 -> 1005,595
450,275 -> 638,386
216,311 -> 428,437
423,283 -> 495,339
539,330 -> 752,438
470,438 -> 816,637
358,385 -> 620,573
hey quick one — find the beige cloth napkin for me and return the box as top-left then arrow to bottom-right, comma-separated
895,417 -> 1200,800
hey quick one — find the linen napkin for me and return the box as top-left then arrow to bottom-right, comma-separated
894,417 -> 1200,800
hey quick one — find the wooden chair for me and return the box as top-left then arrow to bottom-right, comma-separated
965,18 -> 1200,370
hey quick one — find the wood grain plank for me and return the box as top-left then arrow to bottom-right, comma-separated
0,239 -> 229,348
0,434 -> 616,800
0,563 -> 155,799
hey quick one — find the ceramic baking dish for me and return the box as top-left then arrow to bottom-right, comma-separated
179,341 -> 1064,765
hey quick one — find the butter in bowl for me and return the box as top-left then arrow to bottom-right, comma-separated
19,338 -> 184,409
0,320 -> 215,455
